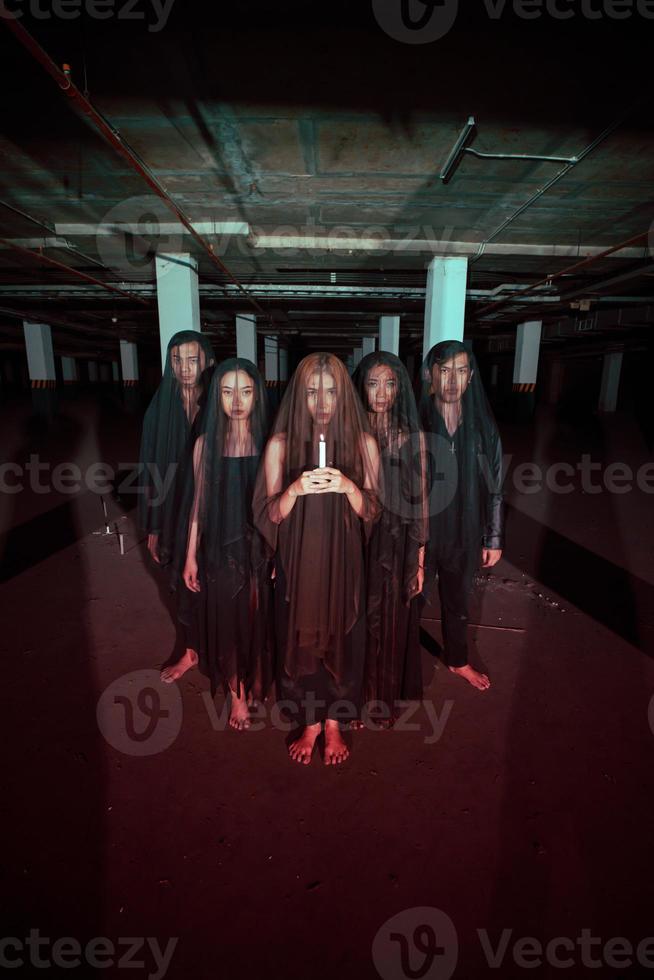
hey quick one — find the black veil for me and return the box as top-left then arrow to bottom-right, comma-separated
137,330 -> 215,551
254,352 -> 381,697
419,340 -> 504,555
353,351 -> 428,708
177,357 -> 272,699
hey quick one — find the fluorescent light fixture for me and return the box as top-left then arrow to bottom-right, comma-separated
439,116 -> 476,184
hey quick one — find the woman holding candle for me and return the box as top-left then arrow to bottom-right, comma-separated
167,357 -> 273,729
254,352 -> 381,765
353,351 -> 428,726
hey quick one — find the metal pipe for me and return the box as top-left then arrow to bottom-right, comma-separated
464,148 -> 578,164
0,237 -> 150,305
470,111 -> 632,266
0,198 -> 109,271
1,12 -> 271,324
475,230 -> 649,319
0,304 -> 122,338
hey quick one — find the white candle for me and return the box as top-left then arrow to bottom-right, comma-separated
318,434 -> 326,468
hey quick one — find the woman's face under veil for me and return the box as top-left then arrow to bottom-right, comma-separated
306,370 -> 337,426
170,341 -> 205,387
365,363 -> 397,414
220,369 -> 255,421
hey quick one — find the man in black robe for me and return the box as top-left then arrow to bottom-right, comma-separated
421,340 -> 504,690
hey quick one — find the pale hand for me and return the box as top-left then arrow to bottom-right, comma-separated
293,470 -> 333,495
482,548 -> 502,567
311,467 -> 352,494
416,565 -> 425,593
147,533 -> 160,564
183,557 -> 201,592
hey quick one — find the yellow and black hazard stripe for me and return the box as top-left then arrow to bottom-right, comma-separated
512,382 -> 536,393
31,379 -> 57,389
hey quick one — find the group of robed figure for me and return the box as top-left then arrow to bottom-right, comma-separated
138,331 -> 504,765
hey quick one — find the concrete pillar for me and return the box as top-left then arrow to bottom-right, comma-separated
88,361 -> 99,383
362,336 -> 376,357
490,364 -> 499,387
512,320 -> 542,391
236,314 -> 257,364
512,320 -> 542,421
100,363 -> 111,383
353,347 -> 363,368
61,356 -> 78,385
23,321 -> 56,385
23,320 -> 56,417
112,361 -> 120,383
422,256 -> 468,357
155,252 -> 201,371
120,340 -> 139,383
598,351 -> 623,413
346,354 -> 354,375
264,335 -> 279,382
379,315 -> 400,355
405,354 -> 416,385
120,339 -> 139,412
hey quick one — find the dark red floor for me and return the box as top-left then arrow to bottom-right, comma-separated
2,390 -> 654,979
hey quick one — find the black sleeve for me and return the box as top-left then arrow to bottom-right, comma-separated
480,421 -> 504,551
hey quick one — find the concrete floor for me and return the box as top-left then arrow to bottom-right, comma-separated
2,389 -> 654,979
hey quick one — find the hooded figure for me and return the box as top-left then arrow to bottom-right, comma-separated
137,330 -> 215,683
254,352 -> 381,765
138,329 -> 215,565
163,358 -> 273,729
353,351 -> 428,724
420,340 -> 504,690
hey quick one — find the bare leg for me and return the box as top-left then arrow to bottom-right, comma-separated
228,684 -> 252,730
288,722 -> 321,764
449,664 -> 491,690
160,648 -> 198,683
324,719 -> 349,765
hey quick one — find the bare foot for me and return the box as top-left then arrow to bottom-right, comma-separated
288,723 -> 321,764
160,648 -> 198,684
228,687 -> 252,731
324,719 -> 349,765
449,664 -> 491,690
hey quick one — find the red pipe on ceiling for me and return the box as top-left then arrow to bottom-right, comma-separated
0,237 -> 150,305
1,10 -> 270,324
475,231 -> 650,319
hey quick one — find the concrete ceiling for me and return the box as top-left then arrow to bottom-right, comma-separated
0,3 -> 652,361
